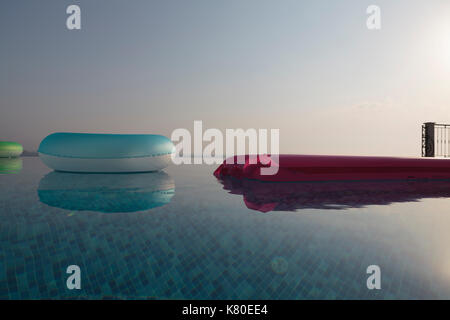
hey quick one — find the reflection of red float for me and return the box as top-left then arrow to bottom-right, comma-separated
215,177 -> 450,213
214,155 -> 450,182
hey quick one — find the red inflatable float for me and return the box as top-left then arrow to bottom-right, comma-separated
214,155 -> 450,182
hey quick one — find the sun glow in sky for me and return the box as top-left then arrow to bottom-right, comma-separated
432,19 -> 450,70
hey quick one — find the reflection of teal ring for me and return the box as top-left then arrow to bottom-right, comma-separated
38,171 -> 175,213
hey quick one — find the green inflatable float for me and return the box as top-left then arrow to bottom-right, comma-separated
0,141 -> 23,158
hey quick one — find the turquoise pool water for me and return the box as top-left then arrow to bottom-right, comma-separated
2,157 -> 450,299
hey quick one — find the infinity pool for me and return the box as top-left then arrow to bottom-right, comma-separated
1,157 -> 450,299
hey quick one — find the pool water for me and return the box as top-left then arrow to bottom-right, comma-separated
2,157 -> 450,299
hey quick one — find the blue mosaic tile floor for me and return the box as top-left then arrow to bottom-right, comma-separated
1,158 -> 450,299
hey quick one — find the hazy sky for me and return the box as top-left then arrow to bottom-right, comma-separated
1,0 -> 450,156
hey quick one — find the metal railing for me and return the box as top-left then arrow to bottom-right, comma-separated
422,122 -> 450,157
